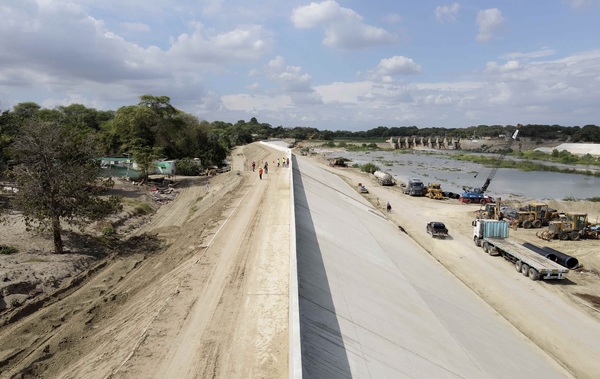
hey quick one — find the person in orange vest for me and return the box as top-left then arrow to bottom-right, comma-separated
259,167 -> 263,180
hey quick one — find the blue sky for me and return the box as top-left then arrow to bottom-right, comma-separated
1,0 -> 600,131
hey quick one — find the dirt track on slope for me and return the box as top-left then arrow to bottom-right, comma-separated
0,143 -> 289,378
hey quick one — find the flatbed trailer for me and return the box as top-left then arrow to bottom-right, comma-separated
473,219 -> 568,281
477,237 -> 568,280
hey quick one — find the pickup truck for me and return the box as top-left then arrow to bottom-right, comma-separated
426,222 -> 449,238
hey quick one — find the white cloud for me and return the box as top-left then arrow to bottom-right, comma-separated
501,48 -> 556,60
221,93 -> 292,112
291,0 -> 397,49
376,56 -> 421,76
476,8 -> 505,42
435,3 -> 460,23
169,22 -> 273,63
485,60 -> 522,73
265,56 -> 322,105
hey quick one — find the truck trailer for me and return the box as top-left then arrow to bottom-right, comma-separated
373,171 -> 394,186
472,219 -> 568,281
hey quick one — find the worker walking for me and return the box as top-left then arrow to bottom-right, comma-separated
252,161 -> 256,172
259,167 -> 263,180
386,201 -> 392,213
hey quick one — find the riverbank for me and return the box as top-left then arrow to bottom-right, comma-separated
305,149 -> 600,378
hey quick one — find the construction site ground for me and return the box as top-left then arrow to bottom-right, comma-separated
1,142 -> 599,378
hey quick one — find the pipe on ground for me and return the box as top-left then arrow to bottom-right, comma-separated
542,246 -> 579,269
522,242 -> 557,262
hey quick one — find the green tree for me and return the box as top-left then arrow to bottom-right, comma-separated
131,144 -> 162,181
8,119 -> 121,253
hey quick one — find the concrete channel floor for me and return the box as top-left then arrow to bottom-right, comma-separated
292,155 -> 571,379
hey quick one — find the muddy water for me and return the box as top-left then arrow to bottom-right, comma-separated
323,150 -> 600,200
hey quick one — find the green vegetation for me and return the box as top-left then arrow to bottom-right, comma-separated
360,163 -> 380,174
8,119 -> 122,254
346,142 -> 380,151
513,149 -> 600,166
0,245 -> 18,255
102,225 -> 116,236
450,152 -> 600,178
133,202 -> 153,216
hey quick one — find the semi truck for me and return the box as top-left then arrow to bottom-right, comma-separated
472,219 -> 568,281
404,178 -> 425,196
373,171 -> 394,186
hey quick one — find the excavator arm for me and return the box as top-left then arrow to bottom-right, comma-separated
477,124 -> 521,194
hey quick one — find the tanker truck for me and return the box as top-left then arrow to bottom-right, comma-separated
373,171 -> 394,186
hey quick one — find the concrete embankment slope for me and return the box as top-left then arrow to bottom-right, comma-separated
292,154 -> 571,378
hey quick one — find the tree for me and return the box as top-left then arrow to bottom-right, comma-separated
131,144 -> 162,181
8,119 -> 121,253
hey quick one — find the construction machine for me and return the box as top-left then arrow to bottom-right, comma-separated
515,210 -> 538,229
426,183 -> 444,199
329,158 -> 347,167
460,124 -> 521,203
536,212 -> 590,240
520,202 -> 559,227
479,199 -> 542,229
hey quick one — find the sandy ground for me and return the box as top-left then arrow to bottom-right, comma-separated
307,152 -> 600,378
0,143 -> 290,378
2,142 -> 600,377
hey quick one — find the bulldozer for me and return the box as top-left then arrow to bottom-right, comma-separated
515,210 -> 538,229
519,202 -> 559,227
478,200 -> 539,229
536,212 -> 589,241
426,183 -> 444,200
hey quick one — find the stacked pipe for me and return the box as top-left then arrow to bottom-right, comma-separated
543,246 -> 580,269
522,242 -> 557,262
522,242 -> 579,269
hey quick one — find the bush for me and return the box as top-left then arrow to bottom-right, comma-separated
102,226 -> 116,236
0,245 -> 18,255
360,162 -> 380,174
133,202 -> 153,216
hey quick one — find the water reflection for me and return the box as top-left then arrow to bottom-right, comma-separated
323,150 -> 600,200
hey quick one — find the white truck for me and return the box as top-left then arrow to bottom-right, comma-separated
373,171 -> 394,186
473,219 -> 568,281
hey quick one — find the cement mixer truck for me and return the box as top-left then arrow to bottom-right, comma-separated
374,171 -> 394,186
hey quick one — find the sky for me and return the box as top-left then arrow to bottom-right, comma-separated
1,0 -> 600,131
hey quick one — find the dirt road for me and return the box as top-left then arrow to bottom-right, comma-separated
316,156 -> 600,379
0,143 -> 289,378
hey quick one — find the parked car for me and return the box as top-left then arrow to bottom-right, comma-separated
426,221 -> 449,238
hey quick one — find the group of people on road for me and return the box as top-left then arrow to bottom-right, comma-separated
251,157 -> 290,180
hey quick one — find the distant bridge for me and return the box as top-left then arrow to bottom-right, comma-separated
386,136 -> 461,150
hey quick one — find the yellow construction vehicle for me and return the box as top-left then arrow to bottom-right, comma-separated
426,183 -> 444,200
520,202 -> 559,228
479,199 -> 501,220
536,212 -> 589,240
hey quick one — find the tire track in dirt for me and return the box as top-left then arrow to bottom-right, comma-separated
0,144 -> 289,379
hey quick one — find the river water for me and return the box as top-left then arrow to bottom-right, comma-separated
322,149 -> 600,200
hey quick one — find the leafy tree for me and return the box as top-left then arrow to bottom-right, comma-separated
572,124 -> 600,143
8,119 -> 121,253
131,144 -> 162,181
176,158 -> 202,176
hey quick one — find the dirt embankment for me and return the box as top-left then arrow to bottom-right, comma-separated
0,143 -> 289,378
